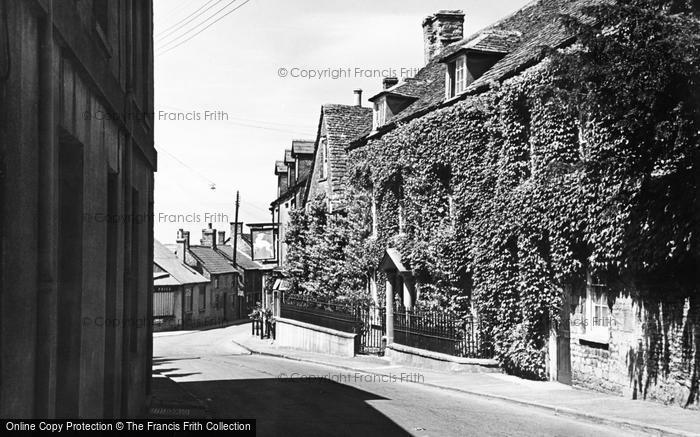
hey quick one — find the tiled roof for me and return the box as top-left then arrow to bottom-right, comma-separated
271,176 -> 307,206
353,0 -> 596,143
292,139 -> 315,155
304,104 -> 372,206
284,149 -> 294,164
459,30 -> 522,54
325,104 -> 373,198
188,246 -> 237,275
275,160 -> 287,174
153,240 -> 208,286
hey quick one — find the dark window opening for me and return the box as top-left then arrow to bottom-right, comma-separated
56,137 -> 84,418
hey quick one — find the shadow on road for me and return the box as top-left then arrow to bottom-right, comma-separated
179,377 -> 411,436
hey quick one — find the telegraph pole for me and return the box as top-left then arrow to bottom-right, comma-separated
232,191 -> 240,318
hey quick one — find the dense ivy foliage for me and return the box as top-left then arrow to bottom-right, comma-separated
284,191 -> 374,304
285,0 -> 699,378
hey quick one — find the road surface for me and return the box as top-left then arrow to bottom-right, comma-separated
153,325 -> 642,437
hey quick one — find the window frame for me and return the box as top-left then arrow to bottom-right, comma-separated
198,286 -> 206,312
184,287 -> 193,314
445,55 -> 467,99
320,138 -> 329,180
580,272 -> 611,343
455,55 -> 467,94
373,99 -> 386,130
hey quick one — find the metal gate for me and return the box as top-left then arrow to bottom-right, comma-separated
359,304 -> 385,355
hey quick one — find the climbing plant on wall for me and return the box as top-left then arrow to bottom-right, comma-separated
286,0 -> 699,379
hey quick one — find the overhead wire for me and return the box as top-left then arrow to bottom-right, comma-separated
156,0 -> 252,57
155,0 -> 221,42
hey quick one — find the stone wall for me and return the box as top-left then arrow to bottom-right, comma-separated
275,317 -> 358,357
569,293 -> 699,409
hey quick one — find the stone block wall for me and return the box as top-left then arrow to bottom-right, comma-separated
570,293 -> 699,409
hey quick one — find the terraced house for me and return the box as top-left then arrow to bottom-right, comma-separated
174,226 -> 239,323
271,140 -> 315,267
285,0 -> 698,409
304,96 -> 373,212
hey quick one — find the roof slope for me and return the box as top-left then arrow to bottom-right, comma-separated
188,246 -> 237,275
217,245 -> 276,271
358,0 -> 596,138
323,104 -> 373,201
153,240 -> 209,286
292,139 -> 315,155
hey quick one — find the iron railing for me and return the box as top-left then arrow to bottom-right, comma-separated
393,308 -> 493,358
280,295 -> 363,334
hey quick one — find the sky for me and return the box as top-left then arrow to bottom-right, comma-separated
153,0 -> 533,244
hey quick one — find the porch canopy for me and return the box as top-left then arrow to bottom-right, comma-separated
378,248 -> 417,344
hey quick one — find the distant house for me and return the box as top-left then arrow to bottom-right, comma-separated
304,99 -> 373,211
217,222 -> 276,318
270,139 -> 315,266
174,225 -> 241,321
153,240 -> 212,331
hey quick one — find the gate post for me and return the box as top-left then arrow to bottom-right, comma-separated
385,273 -> 394,345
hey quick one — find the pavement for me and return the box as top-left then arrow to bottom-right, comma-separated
229,322 -> 700,437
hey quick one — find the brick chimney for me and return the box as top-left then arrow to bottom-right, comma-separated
176,229 -> 190,263
353,89 -> 363,107
383,77 -> 399,89
217,230 -> 226,246
423,10 -> 465,64
201,223 -> 216,249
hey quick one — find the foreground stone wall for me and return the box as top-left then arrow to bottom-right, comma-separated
276,318 -> 358,357
570,294 -> 699,409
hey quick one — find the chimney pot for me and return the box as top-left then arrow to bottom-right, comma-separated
353,89 -> 362,107
177,230 -> 190,263
423,10 -> 465,64
217,230 -> 226,246
201,225 -> 217,249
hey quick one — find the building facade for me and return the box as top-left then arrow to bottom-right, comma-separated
304,100 -> 372,212
175,226 -> 240,322
216,222 -> 275,318
345,2 -> 699,409
270,140 -> 315,267
0,0 -> 155,418
153,240 -> 214,331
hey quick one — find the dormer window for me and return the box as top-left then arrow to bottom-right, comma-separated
445,54 -> 467,98
445,53 -> 478,99
441,31 -> 521,100
369,85 -> 417,132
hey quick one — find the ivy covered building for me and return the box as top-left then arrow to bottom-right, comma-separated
288,0 -> 700,409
